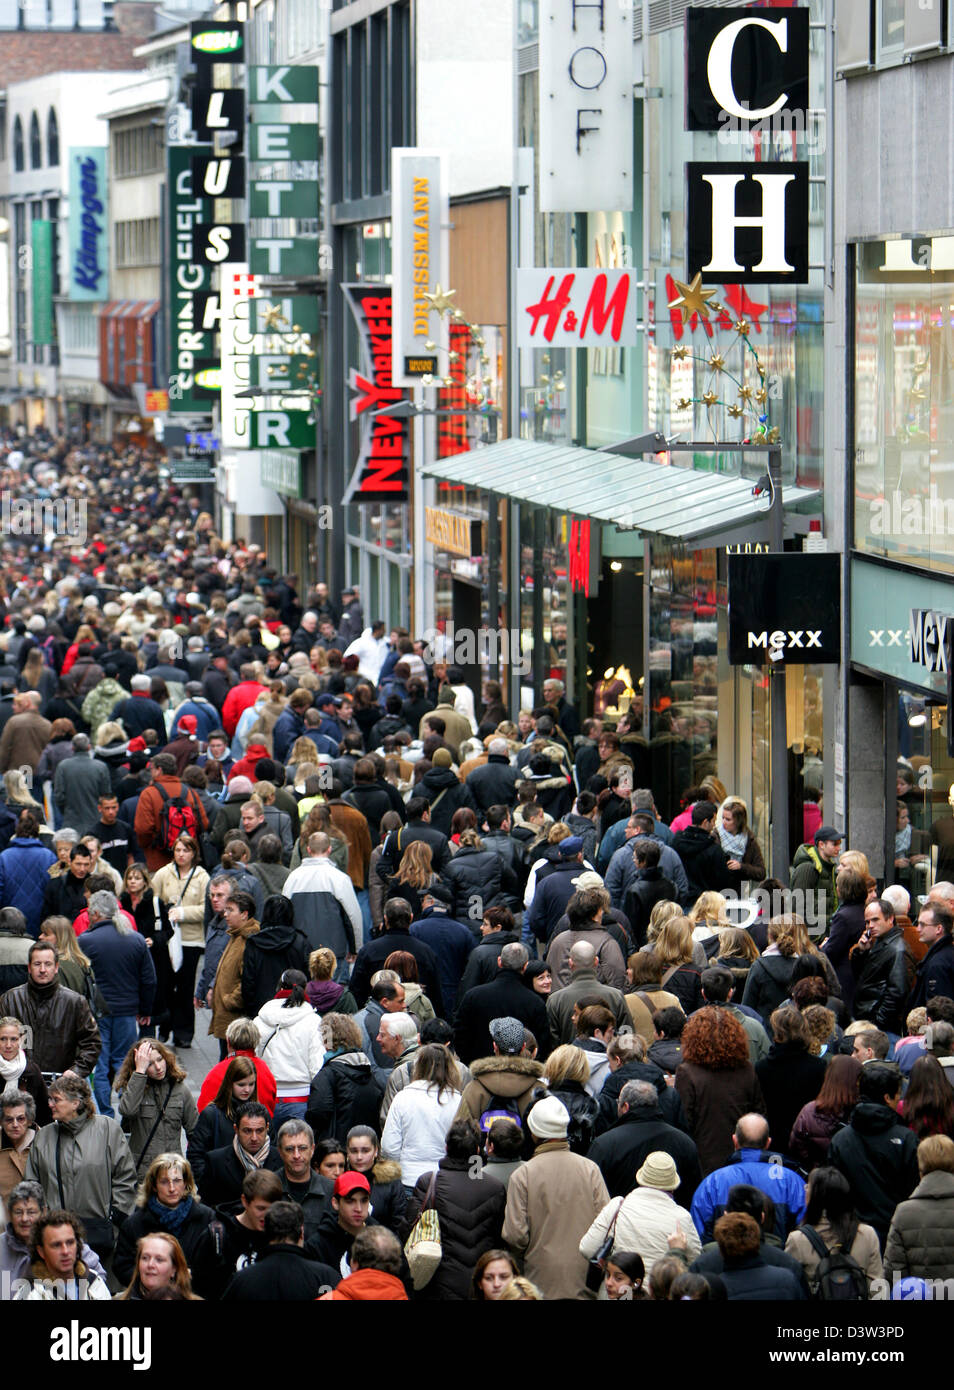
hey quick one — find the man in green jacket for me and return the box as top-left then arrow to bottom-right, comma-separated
789,825 -> 842,931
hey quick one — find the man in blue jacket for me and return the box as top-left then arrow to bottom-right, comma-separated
409,884 -> 476,1008
80,890 -> 156,1118
689,1113 -> 806,1243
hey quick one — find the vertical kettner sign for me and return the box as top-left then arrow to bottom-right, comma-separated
342,285 -> 410,505
685,8 -> 810,284
538,0 -> 633,213
390,148 -> 448,386
68,148 -> 108,301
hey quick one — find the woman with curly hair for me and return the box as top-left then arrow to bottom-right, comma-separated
802,1004 -> 837,1057
115,1040 -> 198,1172
675,1006 -> 765,1174
289,800 -> 349,873
741,916 -> 800,1024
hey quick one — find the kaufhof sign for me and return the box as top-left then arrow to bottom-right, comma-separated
685,8 -> 809,284
538,0 -> 633,213
391,148 -> 447,386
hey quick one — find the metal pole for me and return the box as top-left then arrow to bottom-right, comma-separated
768,443 -> 790,882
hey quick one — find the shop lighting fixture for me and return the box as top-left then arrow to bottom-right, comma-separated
610,560 -> 622,572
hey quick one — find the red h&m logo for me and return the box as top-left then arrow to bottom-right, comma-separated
568,518 -> 591,597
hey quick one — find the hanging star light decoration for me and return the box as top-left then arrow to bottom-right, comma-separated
423,283 -> 457,317
261,303 -> 288,331
668,273 -> 719,325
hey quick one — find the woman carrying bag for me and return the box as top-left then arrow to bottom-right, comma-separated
150,835 -> 210,1049
115,1040 -> 199,1173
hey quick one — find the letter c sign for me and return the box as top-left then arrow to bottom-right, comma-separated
686,6 -> 810,131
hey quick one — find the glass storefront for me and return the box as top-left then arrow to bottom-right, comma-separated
854,236 -> 954,572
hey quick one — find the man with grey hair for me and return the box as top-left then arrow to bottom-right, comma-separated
542,677 -> 579,741
276,1118 -> 333,1238
0,689 -> 51,777
110,674 -> 167,743
546,938 -> 629,1046
80,890 -> 156,1118
466,738 -> 519,812
454,939 -> 550,1065
53,732 -> 112,834
376,1012 -> 421,1123
586,1077 -> 702,1201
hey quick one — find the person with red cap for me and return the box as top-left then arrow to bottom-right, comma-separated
303,1169 -> 383,1274
164,714 -> 201,777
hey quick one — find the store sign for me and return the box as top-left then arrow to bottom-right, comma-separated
249,181 -> 316,219
248,412 -> 314,449
249,65 -> 319,104
220,262 -> 258,448
260,448 -> 302,498
67,148 -> 108,301
191,155 -> 246,198
518,269 -> 638,347
252,295 -> 320,335
727,553 -> 840,664
686,8 -> 810,131
31,221 -> 54,347
342,284 -> 410,505
250,238 -> 318,276
168,145 -> 214,414
249,122 -> 318,161
391,148 -> 447,385
538,0 -> 633,213
190,20 -> 244,60
910,609 -> 951,674
143,389 -> 169,414
191,87 -> 244,143
687,161 -> 809,283
425,507 -> 473,558
192,223 -> 246,266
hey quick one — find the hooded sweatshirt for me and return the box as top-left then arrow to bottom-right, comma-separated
254,997 -> 325,1097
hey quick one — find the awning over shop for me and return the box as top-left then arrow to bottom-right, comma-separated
422,438 -> 820,545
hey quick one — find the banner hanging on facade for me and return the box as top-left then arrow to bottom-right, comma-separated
31,221 -> 54,346
342,284 -> 410,505
67,147 -> 108,301
167,144 -> 215,413
390,147 -> 447,386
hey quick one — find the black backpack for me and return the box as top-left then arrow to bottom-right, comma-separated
799,1220 -> 869,1300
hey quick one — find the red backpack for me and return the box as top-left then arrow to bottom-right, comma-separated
154,782 -> 201,851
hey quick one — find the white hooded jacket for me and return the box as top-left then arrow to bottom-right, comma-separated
254,998 -> 325,1096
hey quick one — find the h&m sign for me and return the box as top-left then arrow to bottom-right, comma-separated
685,8 -> 810,285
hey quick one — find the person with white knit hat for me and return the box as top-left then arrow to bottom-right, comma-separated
579,1148 -> 701,1281
502,1094 -> 610,1300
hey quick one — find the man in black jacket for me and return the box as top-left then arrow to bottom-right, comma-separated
587,1078 -> 702,1202
375,796 -> 451,881
275,1120 -> 334,1240
851,898 -> 915,1035
621,840 -> 676,948
454,942 -> 550,1063
348,898 -> 444,1015
672,801 -> 731,900
42,842 -> 93,924
221,1201 -> 339,1300
455,906 -> 520,1004
908,903 -> 954,1010
828,1064 -> 919,1246
480,806 -> 528,906
467,739 -> 519,812
200,1104 -> 284,1209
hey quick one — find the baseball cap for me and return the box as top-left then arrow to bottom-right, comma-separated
557,836 -> 584,858
334,1171 -> 371,1198
814,825 -> 843,844
571,870 -> 604,890
316,693 -> 340,709
489,1017 -> 526,1056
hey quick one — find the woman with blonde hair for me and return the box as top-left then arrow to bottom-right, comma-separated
649,917 -> 703,1013
306,947 -> 358,1015
523,822 -> 576,908
385,839 -> 437,918
2,769 -> 44,820
687,891 -> 730,946
37,915 -> 95,997
741,915 -> 800,1024
60,623 -> 96,677
543,1044 -> 600,1154
115,1232 -> 202,1300
16,647 -> 55,708
115,1041 -> 198,1171
714,926 -> 760,995
718,796 -> 766,890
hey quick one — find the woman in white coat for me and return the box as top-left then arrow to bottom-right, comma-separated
579,1150 -> 700,1287
255,970 -> 325,1126
380,1044 -> 462,1192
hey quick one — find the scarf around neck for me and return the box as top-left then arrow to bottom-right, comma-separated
234,1132 -> 271,1172
0,1050 -> 26,1085
719,825 -> 748,858
147,1193 -> 194,1234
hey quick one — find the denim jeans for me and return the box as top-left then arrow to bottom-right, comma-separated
272,1100 -> 308,1128
94,1013 -> 139,1117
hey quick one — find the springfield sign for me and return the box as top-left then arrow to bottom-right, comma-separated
68,148 -> 107,301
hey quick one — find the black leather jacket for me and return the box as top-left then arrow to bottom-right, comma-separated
851,927 -> 915,1032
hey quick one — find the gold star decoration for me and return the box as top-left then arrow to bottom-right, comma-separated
668,273 -> 718,325
425,340 -> 437,351
420,373 -> 434,386
261,304 -> 287,330
708,353 -> 725,372
677,397 -> 693,411
423,284 -> 457,317
702,390 -> 719,407
767,426 -> 781,444
727,404 -> 744,419
672,345 -> 690,361
448,350 -> 461,362
738,386 -> 753,404
734,319 -> 750,337
755,387 -> 768,406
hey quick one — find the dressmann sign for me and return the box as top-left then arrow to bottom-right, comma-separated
68,148 -> 108,301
